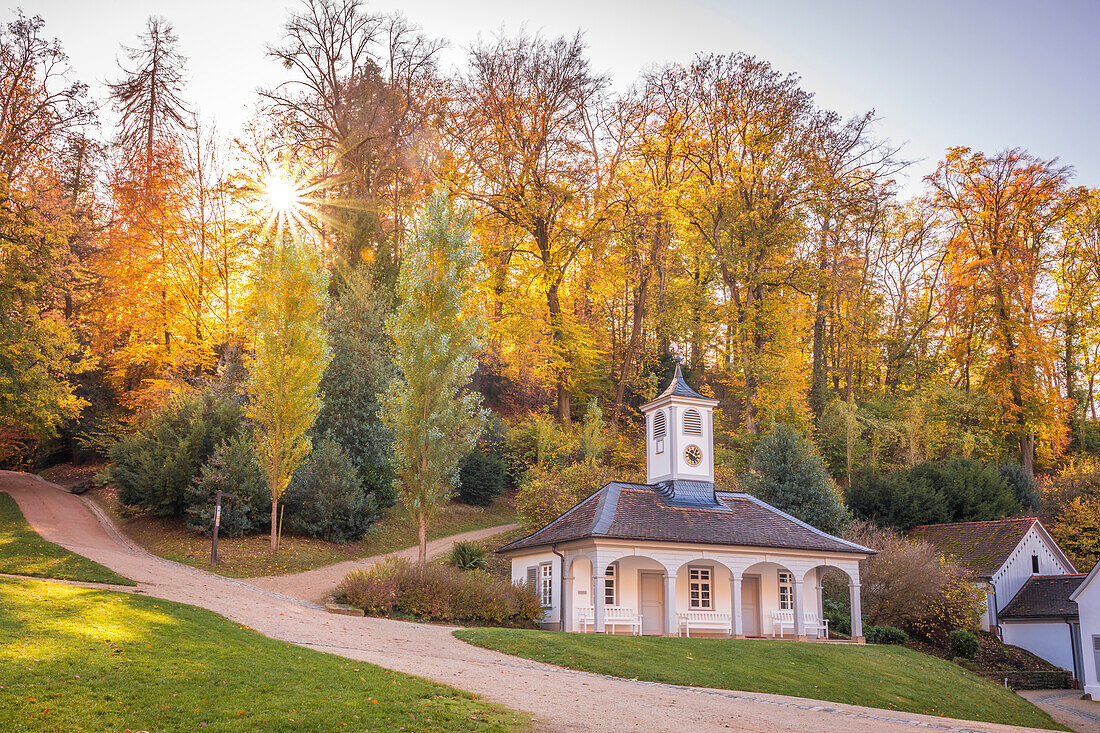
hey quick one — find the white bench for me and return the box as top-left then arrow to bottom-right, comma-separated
770,610 -> 830,639
576,606 -> 643,635
676,610 -> 732,637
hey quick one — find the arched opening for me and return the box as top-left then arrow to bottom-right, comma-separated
742,561 -> 800,638
809,564 -> 859,642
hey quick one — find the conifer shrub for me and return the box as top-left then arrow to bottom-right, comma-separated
184,435 -> 268,537
337,558 -> 541,627
282,437 -> 379,543
107,392 -> 242,516
456,450 -> 506,506
741,424 -> 848,535
999,463 -> 1040,511
866,625 -> 909,645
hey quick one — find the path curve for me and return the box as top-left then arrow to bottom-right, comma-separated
247,522 -> 520,604
1,471 -> 1051,733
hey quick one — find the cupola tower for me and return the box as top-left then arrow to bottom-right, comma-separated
640,361 -> 719,487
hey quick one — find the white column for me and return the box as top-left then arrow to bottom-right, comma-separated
849,583 -> 864,642
815,570 -> 825,640
793,577 -> 806,640
563,574 -> 574,632
664,573 -> 677,636
593,565 -> 606,633
731,575 -> 744,638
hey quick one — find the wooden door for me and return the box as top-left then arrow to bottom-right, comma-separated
741,575 -> 761,636
640,572 -> 664,635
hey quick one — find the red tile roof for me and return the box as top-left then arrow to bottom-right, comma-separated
500,483 -> 871,555
1000,575 -> 1085,619
909,518 -> 1037,577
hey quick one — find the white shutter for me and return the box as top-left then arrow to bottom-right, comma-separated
526,566 -> 538,589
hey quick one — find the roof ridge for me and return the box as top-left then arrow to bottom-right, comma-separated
911,517 -> 1037,530
1030,573 -> 1087,579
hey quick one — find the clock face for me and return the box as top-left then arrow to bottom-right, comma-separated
684,444 -> 703,467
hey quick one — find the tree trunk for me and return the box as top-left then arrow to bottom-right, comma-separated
270,499 -> 278,551
417,509 -> 427,566
810,218 -> 830,420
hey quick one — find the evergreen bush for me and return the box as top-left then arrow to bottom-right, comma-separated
184,436 -> 268,537
312,271 -> 399,509
999,463 -> 1040,511
949,628 -> 980,659
456,450 -> 506,506
741,424 -> 848,535
108,392 -> 242,516
847,458 -> 1022,531
282,437 -> 379,543
866,625 -> 909,645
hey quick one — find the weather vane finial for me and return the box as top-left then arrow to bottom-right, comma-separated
674,354 -> 683,365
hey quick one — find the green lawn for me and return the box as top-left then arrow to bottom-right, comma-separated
0,577 -> 527,732
0,492 -> 133,586
454,628 -> 1063,731
93,486 -> 517,577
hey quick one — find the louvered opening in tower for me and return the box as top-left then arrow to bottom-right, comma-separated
652,410 -> 666,439
683,409 -> 702,435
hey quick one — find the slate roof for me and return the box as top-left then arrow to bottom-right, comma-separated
657,363 -> 708,401
500,482 -> 872,555
909,518 -> 1037,578
1000,575 -> 1085,620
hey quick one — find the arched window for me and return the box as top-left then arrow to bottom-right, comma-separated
683,408 -> 702,435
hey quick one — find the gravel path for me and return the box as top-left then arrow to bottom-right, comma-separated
1,470 -> 1053,733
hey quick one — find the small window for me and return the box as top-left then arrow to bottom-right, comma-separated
683,409 -> 702,435
689,566 -> 713,610
604,564 -> 616,606
539,563 -> 553,607
1032,555 -> 1040,574
778,571 -> 794,610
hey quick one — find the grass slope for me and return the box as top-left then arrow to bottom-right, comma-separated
93,484 -> 516,577
0,493 -> 133,586
0,577 -> 526,732
454,628 -> 1063,731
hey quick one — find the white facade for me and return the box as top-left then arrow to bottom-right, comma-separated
986,524 -> 1076,630
1070,565 -> 1100,698
511,539 -> 866,640
1001,621 -> 1080,674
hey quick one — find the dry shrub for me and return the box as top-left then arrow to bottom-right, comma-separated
516,461 -> 639,531
843,520 -> 982,637
336,557 -> 542,627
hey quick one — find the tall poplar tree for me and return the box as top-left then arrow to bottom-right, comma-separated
246,234 -> 331,550
382,190 -> 486,565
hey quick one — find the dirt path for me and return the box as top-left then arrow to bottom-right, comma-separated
1,470 -> 1052,733
247,522 -> 519,604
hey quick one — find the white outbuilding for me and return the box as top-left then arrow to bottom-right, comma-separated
1070,563 -> 1100,698
500,366 -> 873,641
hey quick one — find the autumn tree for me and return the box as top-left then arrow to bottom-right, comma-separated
382,191 -> 485,564
931,148 -> 1084,474
446,31 -> 608,424
264,0 -> 443,271
246,231 -> 332,550
0,13 -> 93,462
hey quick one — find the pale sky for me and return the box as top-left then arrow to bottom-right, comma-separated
23,0 -> 1100,196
